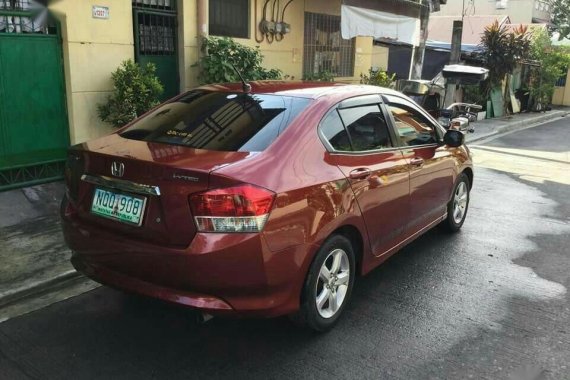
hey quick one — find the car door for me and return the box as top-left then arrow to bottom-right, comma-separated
319,95 -> 410,257
383,94 -> 456,235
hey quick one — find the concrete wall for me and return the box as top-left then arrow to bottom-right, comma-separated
50,0 -> 133,145
435,0 -> 548,24
50,0 -> 377,144
371,45 -> 389,71
181,0 -> 372,89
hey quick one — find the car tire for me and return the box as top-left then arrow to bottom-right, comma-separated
290,234 -> 355,332
442,173 -> 470,233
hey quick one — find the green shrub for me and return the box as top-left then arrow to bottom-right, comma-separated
462,84 -> 487,107
529,29 -> 570,104
195,37 -> 282,84
360,68 -> 396,88
98,60 -> 163,128
302,71 -> 335,82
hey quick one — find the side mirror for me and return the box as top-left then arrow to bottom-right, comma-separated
443,129 -> 465,147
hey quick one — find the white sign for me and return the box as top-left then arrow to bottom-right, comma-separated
92,6 -> 109,19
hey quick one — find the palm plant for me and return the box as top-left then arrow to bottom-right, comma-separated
479,22 -> 531,115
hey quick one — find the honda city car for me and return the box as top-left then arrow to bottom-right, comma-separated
61,81 -> 473,331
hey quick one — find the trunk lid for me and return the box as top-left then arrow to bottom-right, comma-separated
69,134 -> 249,247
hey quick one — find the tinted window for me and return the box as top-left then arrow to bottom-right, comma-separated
338,105 -> 392,151
386,97 -> 438,146
120,91 -> 311,152
320,110 -> 351,151
320,104 -> 393,152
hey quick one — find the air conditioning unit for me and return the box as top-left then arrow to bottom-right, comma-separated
496,0 -> 508,9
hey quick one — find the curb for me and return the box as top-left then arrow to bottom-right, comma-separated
0,270 -> 84,309
466,110 -> 568,144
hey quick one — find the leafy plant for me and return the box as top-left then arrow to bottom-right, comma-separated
302,71 -> 335,82
479,22 -> 531,114
98,60 -> 163,128
528,29 -> 570,105
462,84 -> 487,108
194,37 -> 282,84
550,0 -> 570,40
359,68 -> 396,88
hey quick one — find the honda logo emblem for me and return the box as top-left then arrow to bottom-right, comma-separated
111,161 -> 125,177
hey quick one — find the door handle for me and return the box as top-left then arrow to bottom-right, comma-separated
410,157 -> 424,167
349,168 -> 371,180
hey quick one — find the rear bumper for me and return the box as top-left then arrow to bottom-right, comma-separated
71,257 -> 234,312
62,199 -> 313,317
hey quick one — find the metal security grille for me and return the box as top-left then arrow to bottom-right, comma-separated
136,12 -> 176,55
132,0 -> 179,100
132,0 -> 175,11
209,0 -> 249,38
0,162 -> 66,191
303,12 -> 355,78
0,0 -> 55,34
0,0 -> 69,191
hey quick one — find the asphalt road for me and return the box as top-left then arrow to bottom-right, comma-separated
1,119 -> 569,380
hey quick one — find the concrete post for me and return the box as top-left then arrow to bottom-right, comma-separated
444,20 -> 463,107
410,0 -> 430,80
197,0 -> 208,57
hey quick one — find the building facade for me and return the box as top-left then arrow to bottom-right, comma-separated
436,0 -> 551,24
0,0 -> 392,189
52,0 -> 386,144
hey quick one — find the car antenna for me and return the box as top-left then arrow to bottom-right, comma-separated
230,63 -> 252,93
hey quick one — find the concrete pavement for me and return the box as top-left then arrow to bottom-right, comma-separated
0,108 -> 567,323
465,107 -> 568,144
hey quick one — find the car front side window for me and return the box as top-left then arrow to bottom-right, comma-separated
338,105 -> 392,152
385,97 -> 438,147
319,102 -> 393,153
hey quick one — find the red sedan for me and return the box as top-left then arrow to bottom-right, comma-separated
61,81 -> 473,331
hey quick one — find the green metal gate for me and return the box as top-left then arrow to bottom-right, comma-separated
133,0 -> 179,101
0,2 -> 69,191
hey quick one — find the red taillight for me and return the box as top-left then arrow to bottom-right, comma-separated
190,184 -> 275,233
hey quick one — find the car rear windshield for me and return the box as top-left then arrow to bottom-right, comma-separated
120,90 -> 312,152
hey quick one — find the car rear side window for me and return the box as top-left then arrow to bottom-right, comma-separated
319,109 -> 351,151
120,91 -> 311,152
320,104 -> 393,152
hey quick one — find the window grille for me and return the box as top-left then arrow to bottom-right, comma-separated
136,12 -> 176,55
0,0 -> 54,34
209,0 -> 249,38
0,0 -> 45,10
303,12 -> 355,78
132,0 -> 175,11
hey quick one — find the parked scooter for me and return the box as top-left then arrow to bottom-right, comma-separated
397,65 -> 489,135
438,103 -> 482,132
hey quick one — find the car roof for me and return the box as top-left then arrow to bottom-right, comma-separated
195,81 -> 403,99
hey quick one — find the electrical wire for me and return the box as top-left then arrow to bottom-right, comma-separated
272,0 -> 279,22
254,0 -> 271,43
281,0 -> 293,22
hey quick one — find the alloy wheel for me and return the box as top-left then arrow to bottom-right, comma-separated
453,181 -> 468,224
315,248 -> 350,319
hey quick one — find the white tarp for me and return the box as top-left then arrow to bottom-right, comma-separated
341,4 -> 420,45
